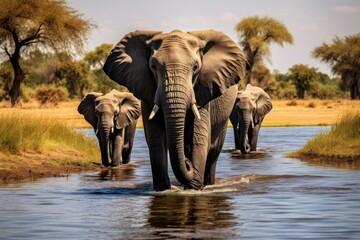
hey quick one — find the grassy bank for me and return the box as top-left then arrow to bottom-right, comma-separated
0,112 -> 102,183
288,111 -> 360,167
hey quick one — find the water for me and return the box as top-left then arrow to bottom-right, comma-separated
1,127 -> 360,239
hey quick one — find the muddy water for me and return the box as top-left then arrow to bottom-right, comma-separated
1,127 -> 360,239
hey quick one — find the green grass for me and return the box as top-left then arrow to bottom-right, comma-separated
289,111 -> 360,161
0,112 -> 98,155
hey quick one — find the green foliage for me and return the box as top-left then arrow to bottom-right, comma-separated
35,85 -> 68,107
312,33 -> 360,99
84,43 -> 127,93
55,60 -> 93,98
293,111 -> 360,158
235,16 -> 293,84
0,112 -> 98,154
0,0 -> 96,55
288,64 -> 318,99
0,0 -> 96,105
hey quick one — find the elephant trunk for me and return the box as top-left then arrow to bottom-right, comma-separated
239,110 -> 252,154
99,124 -> 113,167
161,69 -> 194,184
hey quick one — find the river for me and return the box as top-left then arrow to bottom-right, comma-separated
0,127 -> 359,239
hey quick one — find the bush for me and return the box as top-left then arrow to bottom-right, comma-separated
286,100 -> 298,106
35,85 -> 68,107
307,102 -> 316,108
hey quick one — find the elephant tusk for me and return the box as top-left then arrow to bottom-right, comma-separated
111,127 -> 114,134
148,104 -> 159,120
95,128 -> 99,135
191,104 -> 201,120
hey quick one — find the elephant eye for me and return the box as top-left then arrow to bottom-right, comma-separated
150,58 -> 158,72
193,62 -> 199,73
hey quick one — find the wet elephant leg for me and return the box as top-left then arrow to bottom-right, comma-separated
250,119 -> 263,152
122,120 -> 138,164
142,102 -> 171,191
204,125 -> 227,185
185,106 -> 210,190
205,85 -> 238,185
111,129 -> 124,166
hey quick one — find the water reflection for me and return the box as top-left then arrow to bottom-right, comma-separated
147,194 -> 237,238
97,165 -> 137,181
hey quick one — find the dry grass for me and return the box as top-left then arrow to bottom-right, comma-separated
0,110 -> 102,182
2,99 -> 359,128
262,99 -> 360,127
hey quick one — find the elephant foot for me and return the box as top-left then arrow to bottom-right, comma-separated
153,179 -> 171,192
184,179 -> 204,190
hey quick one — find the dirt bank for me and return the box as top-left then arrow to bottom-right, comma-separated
0,150 -> 104,184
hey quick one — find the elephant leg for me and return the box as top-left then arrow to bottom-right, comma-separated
230,109 -> 240,150
142,102 -> 171,191
250,119 -> 263,152
204,124 -> 227,186
205,85 -> 238,185
185,107 -> 210,190
122,120 -> 138,164
111,129 -> 124,167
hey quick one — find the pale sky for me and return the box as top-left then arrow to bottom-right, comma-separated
67,0 -> 360,75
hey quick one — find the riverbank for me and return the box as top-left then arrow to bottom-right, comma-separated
0,112 -> 104,184
288,111 -> 360,168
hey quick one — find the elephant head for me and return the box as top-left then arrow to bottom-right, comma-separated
235,84 -> 272,154
103,30 -> 247,184
78,89 -> 141,166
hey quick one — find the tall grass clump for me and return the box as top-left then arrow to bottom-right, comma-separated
0,111 -> 98,155
290,111 -> 360,159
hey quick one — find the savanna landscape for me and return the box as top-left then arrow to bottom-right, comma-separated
0,0 -> 360,239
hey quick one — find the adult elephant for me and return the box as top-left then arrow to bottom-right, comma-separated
103,30 -> 248,191
229,84 -> 272,154
78,89 -> 141,167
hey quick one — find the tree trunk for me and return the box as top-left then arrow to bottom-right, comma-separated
9,54 -> 24,106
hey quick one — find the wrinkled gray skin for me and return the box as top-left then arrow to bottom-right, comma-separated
78,89 -> 141,167
230,84 -> 272,154
103,30 -> 248,191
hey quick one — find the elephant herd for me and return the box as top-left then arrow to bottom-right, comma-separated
78,29 -> 272,191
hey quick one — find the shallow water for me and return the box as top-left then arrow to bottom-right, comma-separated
1,127 -> 360,239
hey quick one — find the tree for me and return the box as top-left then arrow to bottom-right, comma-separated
312,34 -> 360,99
0,0 -> 95,106
84,43 -> 125,93
288,64 -> 318,99
55,60 -> 93,98
235,16 -> 293,84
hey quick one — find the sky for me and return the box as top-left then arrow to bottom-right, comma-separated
67,0 -> 360,75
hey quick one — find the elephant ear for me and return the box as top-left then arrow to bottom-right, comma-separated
78,92 -> 103,130
189,30 -> 248,106
111,89 -> 141,129
246,84 -> 273,124
103,30 -> 162,104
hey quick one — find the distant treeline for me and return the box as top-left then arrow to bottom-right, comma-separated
0,45 -> 348,104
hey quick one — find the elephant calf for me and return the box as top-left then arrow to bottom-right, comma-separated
78,89 -> 141,167
230,84 -> 272,154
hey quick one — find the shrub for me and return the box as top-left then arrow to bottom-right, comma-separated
35,85 -> 68,107
286,100 -> 298,106
307,102 -> 316,108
